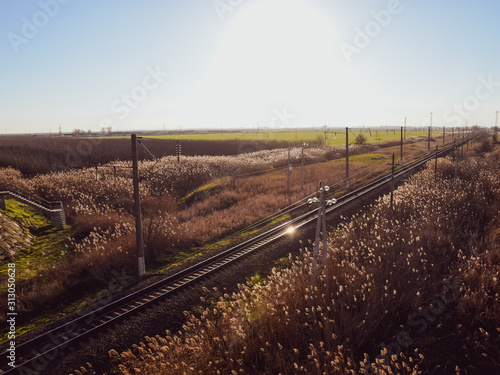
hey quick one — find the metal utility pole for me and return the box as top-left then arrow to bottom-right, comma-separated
310,182 -> 323,291
131,134 -> 146,277
177,141 -> 182,161
443,126 -> 445,145
287,148 -> 292,205
454,141 -> 458,179
427,126 -> 431,151
435,144 -> 439,182
346,127 -> 349,189
321,191 -> 328,296
495,111 -> 499,143
400,126 -> 403,166
301,145 -> 305,193
309,183 -> 333,294
390,153 -> 395,214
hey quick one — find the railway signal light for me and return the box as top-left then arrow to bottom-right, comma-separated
308,197 -> 319,205
327,198 -> 337,206
308,186 -> 336,206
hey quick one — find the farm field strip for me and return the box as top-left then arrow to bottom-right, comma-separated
108,129 -> 446,147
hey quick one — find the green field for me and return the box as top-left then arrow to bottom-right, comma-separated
144,129 -> 442,146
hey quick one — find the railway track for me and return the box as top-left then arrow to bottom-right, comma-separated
0,136 -> 474,374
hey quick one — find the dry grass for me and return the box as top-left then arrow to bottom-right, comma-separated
102,146 -> 500,374
0,145 -> 391,325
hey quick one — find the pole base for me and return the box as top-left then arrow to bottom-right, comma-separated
138,257 -> 146,277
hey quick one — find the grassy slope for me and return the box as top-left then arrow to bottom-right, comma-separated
0,199 -> 75,342
0,199 -> 73,282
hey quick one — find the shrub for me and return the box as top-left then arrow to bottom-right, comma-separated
354,133 -> 367,145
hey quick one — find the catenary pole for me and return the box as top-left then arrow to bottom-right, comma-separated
287,148 -> 291,205
301,146 -> 305,193
310,183 -> 323,291
435,144 -> 438,182
390,153 -> 395,214
346,127 -> 349,189
427,126 -> 431,151
131,134 -> 146,277
400,126 -> 403,166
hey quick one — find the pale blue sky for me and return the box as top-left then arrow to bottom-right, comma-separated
1,0 -> 499,133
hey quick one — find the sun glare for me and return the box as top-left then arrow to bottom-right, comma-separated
174,0 -> 374,127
